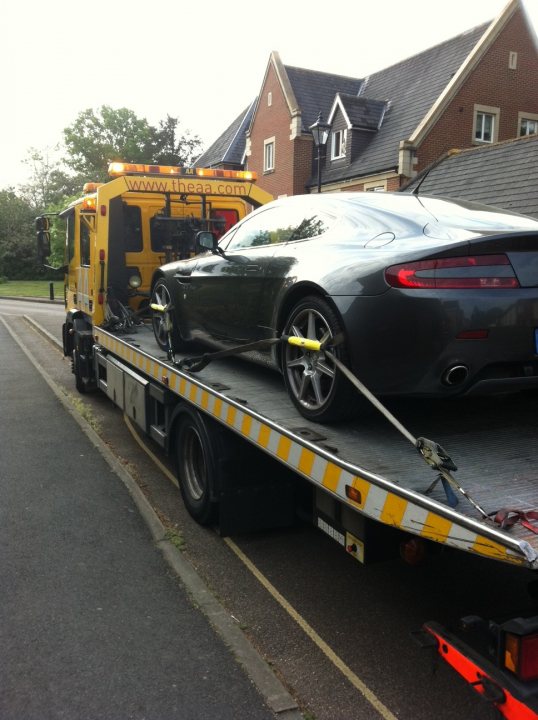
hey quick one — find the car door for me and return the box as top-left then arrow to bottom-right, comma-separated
177,205 -> 304,344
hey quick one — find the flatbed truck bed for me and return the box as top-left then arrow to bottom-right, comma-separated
93,320 -> 538,570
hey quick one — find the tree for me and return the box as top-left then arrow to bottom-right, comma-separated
3,106 -> 205,279
63,106 -> 202,182
13,150 -> 79,279
19,147 -> 81,212
0,190 -> 38,278
153,114 -> 202,166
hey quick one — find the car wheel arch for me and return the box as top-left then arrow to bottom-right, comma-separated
275,283 -> 343,366
150,270 -> 166,294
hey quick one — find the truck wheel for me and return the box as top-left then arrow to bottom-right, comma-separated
282,296 -> 355,423
72,348 -> 87,394
62,322 -> 73,357
174,408 -> 222,525
151,279 -> 184,353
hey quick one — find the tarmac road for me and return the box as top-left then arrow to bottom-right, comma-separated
3,298 -> 538,720
0,307 -> 289,720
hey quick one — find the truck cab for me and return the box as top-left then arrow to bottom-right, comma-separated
42,163 -> 272,330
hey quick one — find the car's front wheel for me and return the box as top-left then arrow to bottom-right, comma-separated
282,296 -> 355,423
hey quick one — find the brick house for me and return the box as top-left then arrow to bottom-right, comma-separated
196,0 -> 538,198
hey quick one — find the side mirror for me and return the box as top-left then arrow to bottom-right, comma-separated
36,216 -> 52,262
196,230 -> 218,253
37,229 -> 51,262
36,216 -> 50,232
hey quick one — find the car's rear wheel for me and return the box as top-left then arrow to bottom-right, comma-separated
151,278 -> 185,353
282,296 -> 355,423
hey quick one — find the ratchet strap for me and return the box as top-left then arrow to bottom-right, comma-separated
491,509 -> 538,535
152,300 -> 488,519
326,352 -> 490,520
151,303 -> 337,369
175,335 -> 328,372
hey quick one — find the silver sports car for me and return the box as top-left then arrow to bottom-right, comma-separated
151,192 -> 538,422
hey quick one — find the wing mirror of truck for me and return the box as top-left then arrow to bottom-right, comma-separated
36,217 -> 51,262
196,230 -> 219,254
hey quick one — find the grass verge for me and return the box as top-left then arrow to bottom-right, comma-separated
0,280 -> 63,299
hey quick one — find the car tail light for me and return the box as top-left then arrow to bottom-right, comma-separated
501,618 -> 538,682
385,255 -> 519,289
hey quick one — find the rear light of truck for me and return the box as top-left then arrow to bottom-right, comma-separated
385,255 -> 519,289
502,619 -> 538,681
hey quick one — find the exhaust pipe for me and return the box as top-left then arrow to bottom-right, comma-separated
442,364 -> 469,386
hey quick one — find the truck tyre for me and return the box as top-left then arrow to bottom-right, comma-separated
174,407 -> 223,525
62,322 -> 73,357
282,295 -> 356,423
72,347 -> 88,394
151,278 -> 185,354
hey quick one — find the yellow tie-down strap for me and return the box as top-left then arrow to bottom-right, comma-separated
95,331 -> 530,568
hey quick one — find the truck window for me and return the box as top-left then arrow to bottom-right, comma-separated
66,212 -> 75,263
150,216 -> 201,259
124,204 -> 142,252
210,209 -> 239,240
80,219 -> 90,266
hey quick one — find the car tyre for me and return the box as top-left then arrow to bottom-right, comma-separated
151,278 -> 185,354
282,296 -> 357,423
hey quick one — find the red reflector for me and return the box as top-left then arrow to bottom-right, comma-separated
99,249 -> 105,262
98,293 -> 104,305
520,634 -> 538,681
385,255 -> 519,289
100,205 -> 107,216
505,632 -> 538,681
457,329 -> 489,340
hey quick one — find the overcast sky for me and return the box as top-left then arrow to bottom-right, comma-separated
2,0 -> 537,190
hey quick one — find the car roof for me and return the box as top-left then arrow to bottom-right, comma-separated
267,192 -> 538,233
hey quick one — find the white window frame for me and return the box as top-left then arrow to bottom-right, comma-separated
264,138 -> 275,172
331,129 -> 347,160
518,112 -> 538,137
473,104 -> 500,144
267,91 -> 272,107
509,51 -> 518,70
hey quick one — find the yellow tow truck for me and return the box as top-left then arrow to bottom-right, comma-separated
37,162 -> 272,391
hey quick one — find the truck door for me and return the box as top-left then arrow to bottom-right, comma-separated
77,212 -> 92,314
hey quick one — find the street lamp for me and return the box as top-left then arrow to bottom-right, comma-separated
309,112 -> 331,193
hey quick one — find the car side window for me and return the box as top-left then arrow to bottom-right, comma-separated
224,205 -> 329,251
287,212 -> 331,242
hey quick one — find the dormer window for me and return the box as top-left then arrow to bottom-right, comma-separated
331,129 -> 347,160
